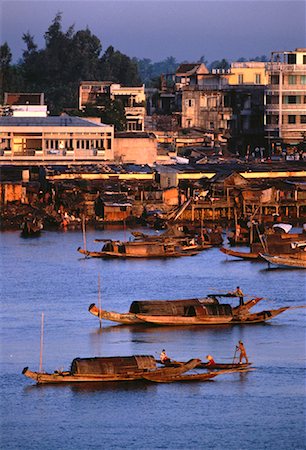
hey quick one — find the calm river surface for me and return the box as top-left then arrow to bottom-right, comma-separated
0,229 -> 305,450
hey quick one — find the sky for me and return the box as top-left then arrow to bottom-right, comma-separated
1,0 -> 305,63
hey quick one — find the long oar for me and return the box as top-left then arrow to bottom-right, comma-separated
232,347 -> 238,364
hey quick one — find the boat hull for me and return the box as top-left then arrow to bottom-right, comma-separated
260,253 -> 306,269
135,314 -> 233,326
220,247 -> 262,260
78,247 -> 198,259
88,304 -> 143,324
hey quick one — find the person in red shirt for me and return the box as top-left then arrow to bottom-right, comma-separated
206,355 -> 216,366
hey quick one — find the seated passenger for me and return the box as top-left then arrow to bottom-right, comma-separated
160,349 -> 171,365
206,354 -> 216,366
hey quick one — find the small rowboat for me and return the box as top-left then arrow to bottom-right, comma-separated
142,368 -> 252,383
157,360 -> 252,370
220,247 -> 262,260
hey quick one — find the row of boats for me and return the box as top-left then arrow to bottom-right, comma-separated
220,223 -> 306,269
23,355 -> 252,385
23,292 -> 305,386
76,222 -> 306,269
23,223 -> 305,386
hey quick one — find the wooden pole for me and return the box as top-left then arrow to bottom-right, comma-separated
123,219 -> 127,242
82,214 -> 87,252
98,274 -> 102,329
39,312 -> 44,373
201,209 -> 204,242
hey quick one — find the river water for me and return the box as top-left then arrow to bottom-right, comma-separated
0,229 -> 305,450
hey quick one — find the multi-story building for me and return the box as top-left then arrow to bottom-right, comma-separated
79,81 -> 146,132
265,48 -> 306,150
181,73 -> 232,147
0,116 -> 114,163
225,62 -> 268,152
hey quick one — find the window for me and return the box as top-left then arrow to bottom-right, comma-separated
255,74 -> 261,84
185,99 -> 194,107
288,115 -> 296,124
286,95 -> 297,104
287,54 -> 296,64
301,75 -> 306,84
288,75 -> 297,85
238,74 -> 244,84
303,55 -> 306,64
301,115 -> 306,124
266,115 -> 271,125
271,75 -> 279,85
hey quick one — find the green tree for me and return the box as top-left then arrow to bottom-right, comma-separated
100,46 -> 141,85
0,42 -> 12,101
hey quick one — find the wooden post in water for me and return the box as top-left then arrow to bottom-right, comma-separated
201,209 -> 204,243
98,274 -> 102,329
39,312 -> 44,373
123,219 -> 127,242
82,214 -> 87,253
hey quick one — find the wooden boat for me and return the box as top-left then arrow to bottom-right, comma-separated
21,217 -> 43,237
142,371 -> 219,383
142,368 -> 250,383
220,224 -> 306,261
157,360 -> 252,370
89,295 -> 304,326
220,246 -> 262,260
22,355 -> 201,384
78,239 -> 199,258
131,224 -> 220,247
260,252 -> 306,269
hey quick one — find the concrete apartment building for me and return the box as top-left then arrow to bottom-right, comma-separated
225,62 -> 268,151
79,81 -> 146,132
181,64 -> 232,133
265,48 -> 306,149
0,116 -> 114,163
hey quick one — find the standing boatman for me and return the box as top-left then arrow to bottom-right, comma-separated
236,341 -> 249,364
234,286 -> 245,306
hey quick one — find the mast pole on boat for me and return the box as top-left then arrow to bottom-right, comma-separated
39,312 -> 44,373
98,274 -> 102,329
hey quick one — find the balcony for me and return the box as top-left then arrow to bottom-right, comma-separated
267,63 -> 306,73
0,147 -> 108,164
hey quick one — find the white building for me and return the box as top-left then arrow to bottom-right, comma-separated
0,116 -> 114,163
265,48 -> 306,147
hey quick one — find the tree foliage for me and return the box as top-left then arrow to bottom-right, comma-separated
1,13 -> 141,114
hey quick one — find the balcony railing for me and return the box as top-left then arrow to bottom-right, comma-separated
0,148 -> 107,161
267,63 -> 306,73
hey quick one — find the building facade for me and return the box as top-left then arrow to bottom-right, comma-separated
0,116 -> 114,163
265,48 -> 306,148
79,81 -> 146,132
225,62 -> 267,152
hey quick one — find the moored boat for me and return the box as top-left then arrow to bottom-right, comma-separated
220,223 -> 306,261
22,355 -> 201,384
78,239 -> 200,258
21,217 -> 43,237
260,252 -> 306,269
